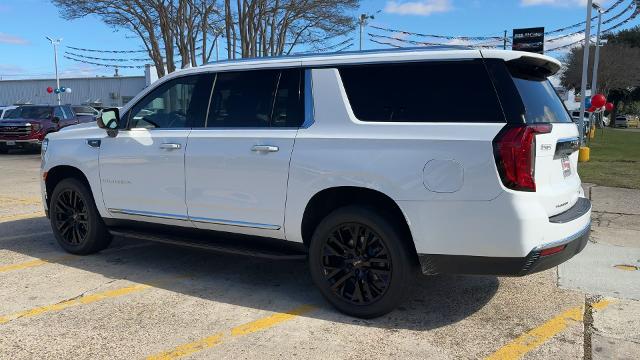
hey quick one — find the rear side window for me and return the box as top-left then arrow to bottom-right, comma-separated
511,76 -> 571,124
206,69 -> 304,128
338,60 -> 504,123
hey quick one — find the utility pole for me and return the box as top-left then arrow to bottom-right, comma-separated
578,0 -> 593,146
46,36 -> 62,105
504,30 -> 507,50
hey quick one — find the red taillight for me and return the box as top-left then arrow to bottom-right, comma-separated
493,123 -> 552,192
540,245 -> 566,256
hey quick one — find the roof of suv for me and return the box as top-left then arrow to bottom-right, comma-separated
169,47 -> 561,79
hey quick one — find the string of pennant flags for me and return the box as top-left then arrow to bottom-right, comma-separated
547,0 -> 636,42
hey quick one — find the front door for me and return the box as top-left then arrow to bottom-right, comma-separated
99,73 -> 214,226
185,68 -> 304,237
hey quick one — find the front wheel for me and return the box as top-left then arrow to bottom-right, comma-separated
49,178 -> 112,254
308,206 -> 417,318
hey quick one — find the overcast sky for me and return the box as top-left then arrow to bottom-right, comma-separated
0,0 -> 634,80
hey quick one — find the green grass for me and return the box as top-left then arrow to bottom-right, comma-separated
578,129 -> 640,189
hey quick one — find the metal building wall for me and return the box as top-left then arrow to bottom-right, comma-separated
0,76 -> 146,107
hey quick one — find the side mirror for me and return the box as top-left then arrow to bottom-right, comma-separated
52,116 -> 61,124
98,108 -> 120,136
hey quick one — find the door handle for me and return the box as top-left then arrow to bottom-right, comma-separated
160,143 -> 182,150
251,145 -> 279,152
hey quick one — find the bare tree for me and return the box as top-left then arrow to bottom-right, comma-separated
53,0 -> 358,77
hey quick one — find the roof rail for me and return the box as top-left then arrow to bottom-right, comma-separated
204,45 -> 474,66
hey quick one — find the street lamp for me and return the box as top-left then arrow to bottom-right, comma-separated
577,1 -> 594,145
45,36 -> 63,105
358,11 -> 380,51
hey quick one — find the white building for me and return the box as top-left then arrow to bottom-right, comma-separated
0,75 -> 147,107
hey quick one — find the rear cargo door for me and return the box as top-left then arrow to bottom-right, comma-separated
509,64 -> 582,217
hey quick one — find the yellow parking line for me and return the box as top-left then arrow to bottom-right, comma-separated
0,283 -> 152,325
485,299 -> 613,360
0,211 -> 45,223
147,304 -> 317,360
0,196 -> 42,206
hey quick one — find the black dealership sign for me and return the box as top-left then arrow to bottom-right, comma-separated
512,27 -> 545,54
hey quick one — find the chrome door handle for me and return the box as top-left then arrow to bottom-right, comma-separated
251,145 -> 279,152
160,143 -> 181,150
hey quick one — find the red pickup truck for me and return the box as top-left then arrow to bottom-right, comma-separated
0,105 -> 93,153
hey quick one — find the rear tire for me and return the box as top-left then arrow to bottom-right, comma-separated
0,145 -> 8,154
308,206 -> 416,318
49,178 -> 112,254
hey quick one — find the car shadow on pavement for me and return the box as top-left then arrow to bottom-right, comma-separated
1,216 -> 499,331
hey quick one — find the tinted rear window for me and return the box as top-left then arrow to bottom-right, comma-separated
338,60 -> 504,123
510,73 -> 571,124
10,106 -> 52,119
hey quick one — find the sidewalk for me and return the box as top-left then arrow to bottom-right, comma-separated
560,184 -> 640,359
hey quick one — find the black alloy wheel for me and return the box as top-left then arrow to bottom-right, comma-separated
321,223 -> 392,305
53,189 -> 89,246
309,206 -> 416,318
50,178 -> 112,254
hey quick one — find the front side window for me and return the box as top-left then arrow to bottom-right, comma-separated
53,107 -> 64,119
62,106 -> 74,119
206,69 -> 304,128
128,74 -> 214,129
338,60 -> 504,123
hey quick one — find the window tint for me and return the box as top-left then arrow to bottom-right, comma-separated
62,106 -> 74,119
338,61 -> 504,123
54,107 -> 64,119
207,70 -> 279,128
510,77 -> 572,124
272,69 -> 304,127
129,74 -> 214,129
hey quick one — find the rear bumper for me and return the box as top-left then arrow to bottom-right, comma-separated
417,222 -> 589,276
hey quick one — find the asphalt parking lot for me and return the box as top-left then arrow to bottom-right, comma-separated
1,152 -> 638,359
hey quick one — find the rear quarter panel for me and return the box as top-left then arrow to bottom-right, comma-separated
284,68 -> 506,244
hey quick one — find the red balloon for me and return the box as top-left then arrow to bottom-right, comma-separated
46,86 -> 53,94
605,102 -> 614,112
591,93 -> 606,108
588,106 -> 597,112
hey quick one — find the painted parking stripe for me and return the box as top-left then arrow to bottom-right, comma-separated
0,196 -> 41,206
485,299 -> 613,360
146,304 -> 317,360
0,283 -> 152,325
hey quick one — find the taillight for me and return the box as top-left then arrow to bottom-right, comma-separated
493,123 -> 552,192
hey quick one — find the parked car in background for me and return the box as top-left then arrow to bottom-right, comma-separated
41,48 -> 591,318
614,115 -> 629,128
72,105 -> 100,120
0,106 -> 18,120
571,110 -> 591,133
0,105 -> 88,153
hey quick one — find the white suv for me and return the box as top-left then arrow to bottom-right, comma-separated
41,48 -> 591,318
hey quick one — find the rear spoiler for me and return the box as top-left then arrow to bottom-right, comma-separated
481,50 -> 561,78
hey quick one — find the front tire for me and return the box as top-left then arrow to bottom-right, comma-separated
49,178 -> 112,254
308,206 -> 417,318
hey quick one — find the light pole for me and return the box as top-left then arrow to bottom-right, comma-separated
46,36 -> 63,105
358,11 -> 380,51
577,1 -> 593,146
591,3 -> 604,129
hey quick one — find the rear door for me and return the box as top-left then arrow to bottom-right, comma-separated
507,60 -> 582,216
185,68 -> 303,237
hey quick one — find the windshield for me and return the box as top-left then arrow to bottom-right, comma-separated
73,106 -> 96,114
10,106 -> 52,120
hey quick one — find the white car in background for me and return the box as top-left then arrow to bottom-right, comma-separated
40,48 -> 591,318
